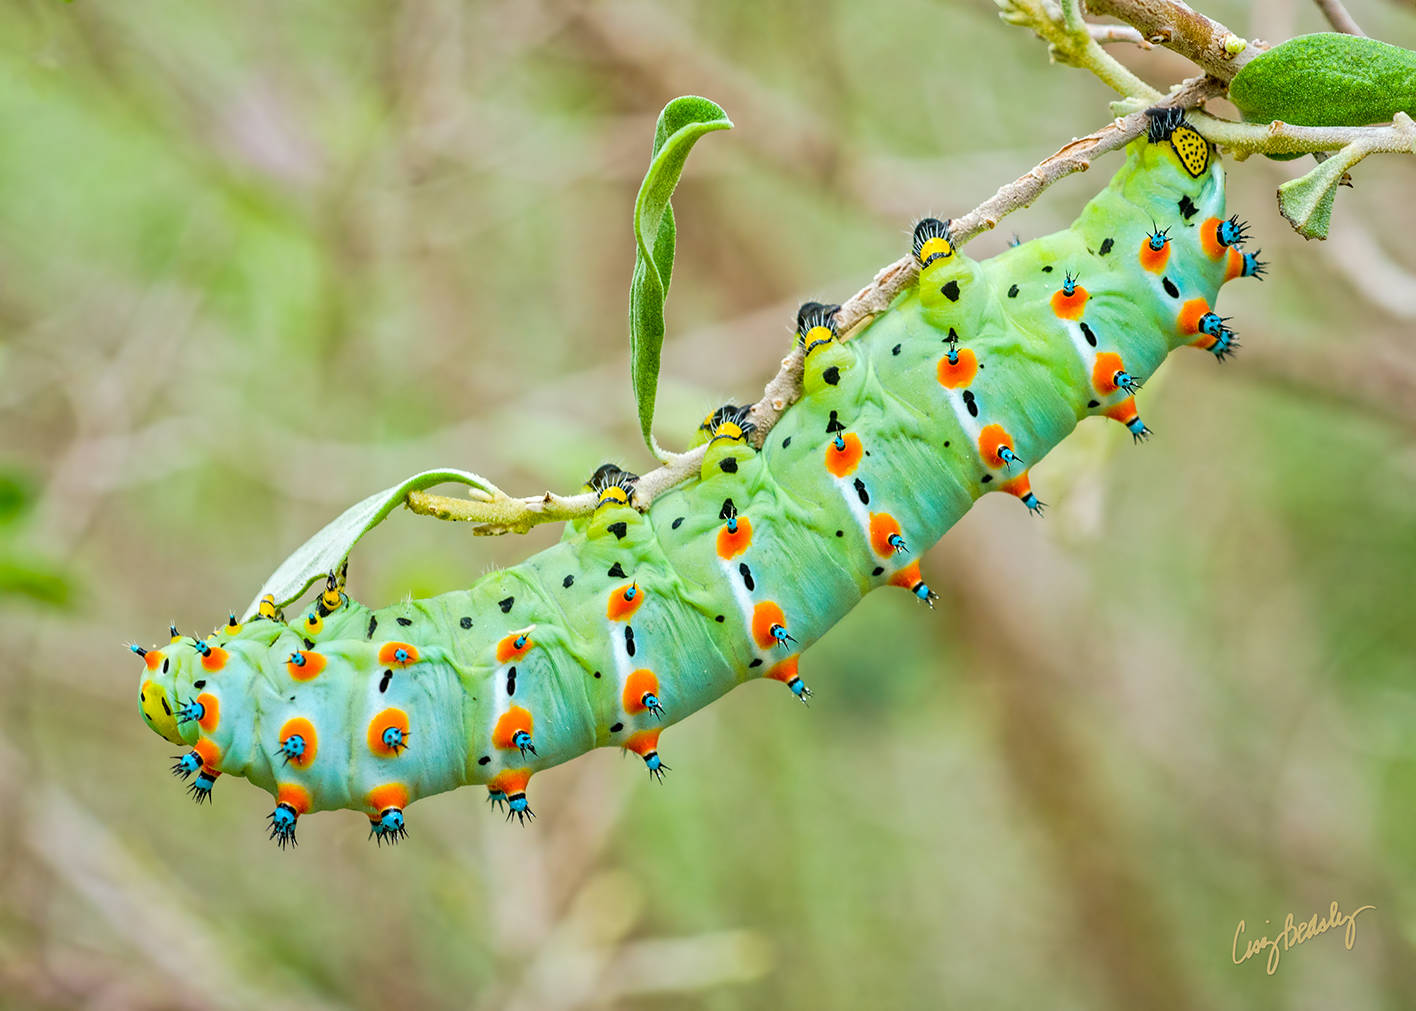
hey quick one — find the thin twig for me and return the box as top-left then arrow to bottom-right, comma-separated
407,77 -> 1222,531
1312,0 -> 1366,35
1089,23 -> 1154,47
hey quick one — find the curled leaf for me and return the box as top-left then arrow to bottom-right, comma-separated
1276,143 -> 1365,239
629,97 -> 733,457
244,469 -> 500,619
1231,33 -> 1416,127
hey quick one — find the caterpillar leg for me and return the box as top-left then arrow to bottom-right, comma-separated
625,728 -> 669,781
366,783 -> 411,843
488,769 -> 534,824
765,654 -> 812,702
266,784 -> 311,850
1103,397 -> 1152,443
187,770 -> 218,804
1000,471 -> 1045,516
888,560 -> 938,608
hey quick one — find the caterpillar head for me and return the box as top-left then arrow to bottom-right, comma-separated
132,639 -> 212,746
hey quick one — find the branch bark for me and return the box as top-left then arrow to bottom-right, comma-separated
1084,0 -> 1257,81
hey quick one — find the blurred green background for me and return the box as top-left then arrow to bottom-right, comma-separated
2,1 -> 1415,1008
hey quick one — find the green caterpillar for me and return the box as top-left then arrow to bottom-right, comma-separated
133,109 -> 1263,847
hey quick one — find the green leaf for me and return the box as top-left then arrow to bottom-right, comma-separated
1277,146 -> 1357,239
1230,33 -> 1416,127
629,96 -> 732,455
243,469 -> 499,619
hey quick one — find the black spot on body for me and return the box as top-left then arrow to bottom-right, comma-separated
498,596 -> 514,613
303,638 -> 315,650
1007,284 -> 1019,298
892,343 -> 902,356
940,281 -> 960,302
193,680 -> 206,689
1162,277 -> 1180,298
162,658 -> 170,673
396,617 -> 412,627
608,562 -> 626,579
563,574 -> 575,588
826,411 -> 845,434
624,626 -> 636,657
835,530 -> 844,537
872,566 -> 884,576
1042,265 -> 1054,273
854,478 -> 869,505
610,722 -> 623,733
379,669 -> 393,692
507,667 -> 516,695
1178,195 -> 1199,220
782,436 -> 792,448
1080,322 -> 1097,347
715,615 -> 725,623
478,755 -> 491,765
1099,237 -> 1114,255
161,697 -> 172,715
1087,399 -> 1100,408
821,366 -> 840,386
607,521 -> 627,540
367,616 -> 377,639
749,658 -> 763,668
739,563 -> 755,591
720,457 -> 738,473
671,517 -> 684,530
460,616 -> 473,629
593,671 -> 602,679
962,389 -> 979,418
981,474 -> 993,484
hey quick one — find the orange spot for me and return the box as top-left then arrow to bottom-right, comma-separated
764,654 -> 799,685
195,692 -> 219,732
278,717 -> 318,769
488,768 -> 530,795
1103,397 -> 1140,425
824,432 -> 863,478
624,728 -> 661,758
936,347 -> 978,389
716,516 -> 754,559
286,650 -> 327,681
999,471 -> 1033,501
1199,217 -> 1226,260
622,669 -> 661,714
1138,237 -> 1171,273
367,707 -> 410,758
607,583 -> 646,621
491,705 -> 534,751
868,512 -> 903,558
277,782 -> 312,815
378,642 -> 420,667
977,423 -> 1016,469
200,646 -> 228,673
495,631 -> 533,664
751,601 -> 787,651
193,736 -> 222,769
889,560 -> 923,591
1091,352 -> 1125,395
143,649 -> 164,672
366,782 -> 410,815
1224,246 -> 1245,282
1050,286 -> 1089,320
1176,298 -> 1210,336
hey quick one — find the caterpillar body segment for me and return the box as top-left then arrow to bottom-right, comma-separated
135,120 -> 1255,846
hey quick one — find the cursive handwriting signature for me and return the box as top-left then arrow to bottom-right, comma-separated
1233,900 -> 1374,975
